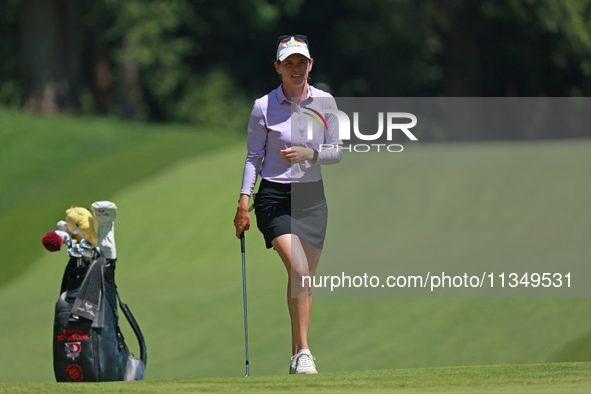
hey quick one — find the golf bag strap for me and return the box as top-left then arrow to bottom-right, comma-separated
117,293 -> 147,366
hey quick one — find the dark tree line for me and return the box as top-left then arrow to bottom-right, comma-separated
1,0 -> 590,136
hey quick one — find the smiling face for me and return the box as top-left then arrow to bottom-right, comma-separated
274,54 -> 313,89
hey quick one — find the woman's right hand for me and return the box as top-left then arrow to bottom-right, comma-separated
234,194 -> 251,238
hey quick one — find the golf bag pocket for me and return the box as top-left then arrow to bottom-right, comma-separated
53,303 -> 95,382
53,256 -> 146,382
53,283 -> 129,381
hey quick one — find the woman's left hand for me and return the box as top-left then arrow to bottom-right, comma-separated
280,146 -> 314,164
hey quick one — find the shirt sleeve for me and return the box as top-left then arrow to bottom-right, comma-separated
240,99 -> 267,195
317,95 -> 343,165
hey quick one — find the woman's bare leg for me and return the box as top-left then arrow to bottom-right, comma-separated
272,234 -> 322,354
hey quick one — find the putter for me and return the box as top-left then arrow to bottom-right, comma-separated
240,231 -> 250,377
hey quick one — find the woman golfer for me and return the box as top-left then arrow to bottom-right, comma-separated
234,35 -> 342,374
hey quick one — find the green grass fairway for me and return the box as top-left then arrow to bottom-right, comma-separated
1,108 -> 590,391
1,363 -> 590,393
0,108 -> 239,286
320,140 -> 591,299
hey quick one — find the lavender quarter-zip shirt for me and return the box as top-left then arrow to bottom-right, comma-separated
240,84 -> 343,196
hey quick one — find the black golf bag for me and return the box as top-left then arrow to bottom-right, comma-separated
53,255 -> 147,382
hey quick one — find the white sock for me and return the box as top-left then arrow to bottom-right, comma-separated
298,348 -> 311,355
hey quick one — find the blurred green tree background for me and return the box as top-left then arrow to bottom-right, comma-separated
1,0 -> 590,135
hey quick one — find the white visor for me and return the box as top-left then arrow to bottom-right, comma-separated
277,37 -> 311,61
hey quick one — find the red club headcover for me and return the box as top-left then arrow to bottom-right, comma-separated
42,231 -> 63,252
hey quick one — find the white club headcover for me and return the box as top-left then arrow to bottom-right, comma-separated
54,230 -> 71,245
91,201 -> 118,259
56,220 -> 69,233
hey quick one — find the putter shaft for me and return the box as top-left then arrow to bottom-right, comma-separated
241,232 -> 249,377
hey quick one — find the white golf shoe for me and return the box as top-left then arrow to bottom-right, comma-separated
290,350 -> 318,374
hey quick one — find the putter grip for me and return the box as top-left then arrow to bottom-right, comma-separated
240,232 -> 245,253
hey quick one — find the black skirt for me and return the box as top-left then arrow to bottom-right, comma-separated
254,179 -> 328,250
